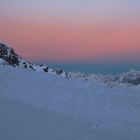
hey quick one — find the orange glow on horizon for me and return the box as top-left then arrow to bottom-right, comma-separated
0,18 -> 140,63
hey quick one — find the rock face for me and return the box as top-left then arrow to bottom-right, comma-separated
0,42 -> 20,66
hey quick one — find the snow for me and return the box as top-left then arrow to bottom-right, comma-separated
0,58 -> 8,65
1,42 -> 140,86
0,65 -> 140,140
0,95 -> 95,140
0,58 -> 4,64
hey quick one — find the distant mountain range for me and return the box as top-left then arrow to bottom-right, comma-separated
0,41 -> 140,86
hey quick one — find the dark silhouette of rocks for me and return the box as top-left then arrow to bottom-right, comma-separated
0,42 -> 20,66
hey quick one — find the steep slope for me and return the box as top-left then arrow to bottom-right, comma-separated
0,42 -> 66,76
0,66 -> 140,140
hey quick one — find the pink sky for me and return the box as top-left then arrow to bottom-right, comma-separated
0,17 -> 140,63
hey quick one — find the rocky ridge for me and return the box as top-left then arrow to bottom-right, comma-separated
0,42 -> 66,76
0,41 -> 140,86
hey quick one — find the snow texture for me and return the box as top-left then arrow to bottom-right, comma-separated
0,65 -> 140,140
1,41 -> 140,139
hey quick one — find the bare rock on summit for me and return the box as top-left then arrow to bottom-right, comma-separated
0,43 -> 8,55
0,42 -> 20,66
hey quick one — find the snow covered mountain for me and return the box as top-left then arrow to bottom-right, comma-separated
0,42 -> 66,76
0,41 -> 140,86
1,41 -> 140,140
0,61 -> 140,140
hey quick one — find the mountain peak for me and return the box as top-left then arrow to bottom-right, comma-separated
0,42 -> 20,66
0,42 -> 66,77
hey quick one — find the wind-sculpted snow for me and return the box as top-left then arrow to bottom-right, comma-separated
0,66 -> 140,140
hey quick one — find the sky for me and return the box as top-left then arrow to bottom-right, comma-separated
0,0 -> 140,65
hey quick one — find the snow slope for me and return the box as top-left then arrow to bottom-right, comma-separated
1,65 -> 140,140
1,41 -> 140,87
0,42 -> 67,77
0,95 -> 95,140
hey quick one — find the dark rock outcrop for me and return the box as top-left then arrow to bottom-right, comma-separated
0,42 -> 20,66
43,67 -> 49,72
121,76 -> 140,85
54,69 -> 63,75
